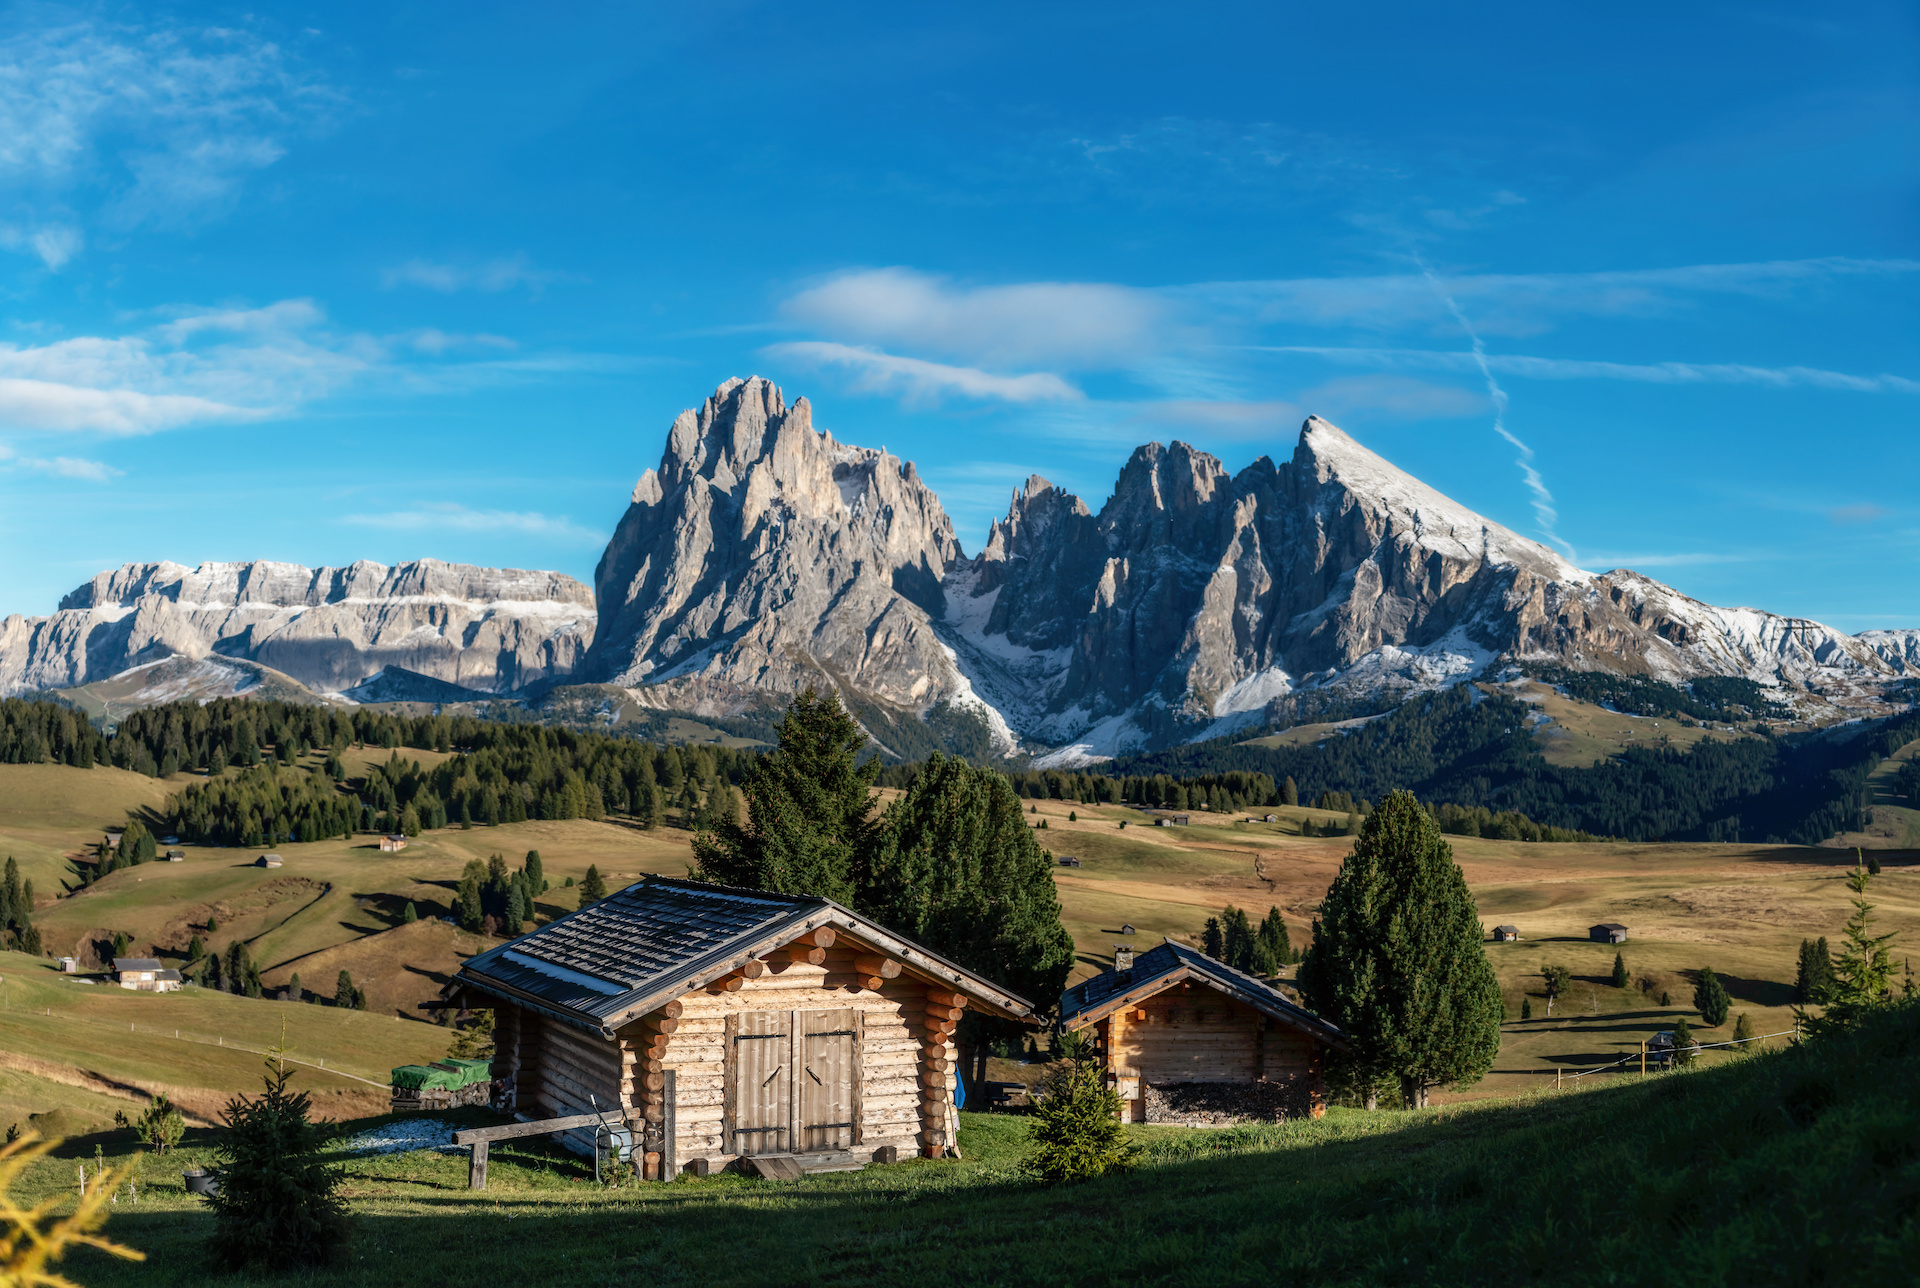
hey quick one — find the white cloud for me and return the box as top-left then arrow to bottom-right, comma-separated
0,21 -> 335,262
381,256 -> 564,294
764,341 -> 1082,405
0,298 -> 376,433
781,268 -> 1162,369
340,503 -> 603,544
1263,345 -> 1920,395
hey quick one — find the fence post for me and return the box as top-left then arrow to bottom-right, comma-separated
1639,1041 -> 1646,1077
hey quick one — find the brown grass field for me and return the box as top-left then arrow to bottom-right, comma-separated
7,741 -> 1920,1115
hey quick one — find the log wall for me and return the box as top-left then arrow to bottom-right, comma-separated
603,939 -> 961,1173
1101,982 -> 1327,1119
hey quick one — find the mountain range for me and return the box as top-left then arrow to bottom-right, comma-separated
6,376 -> 1915,762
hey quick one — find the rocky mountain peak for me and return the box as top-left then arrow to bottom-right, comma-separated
587,379 -> 979,737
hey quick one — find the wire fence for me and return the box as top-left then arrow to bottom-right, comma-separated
1,998 -> 395,1088
1549,1025 -> 1801,1088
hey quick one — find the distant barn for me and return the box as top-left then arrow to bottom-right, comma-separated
380,834 -> 409,853
1590,923 -> 1628,944
256,854 -> 282,868
1491,925 -> 1518,942
113,958 -> 182,992
1156,815 -> 1192,827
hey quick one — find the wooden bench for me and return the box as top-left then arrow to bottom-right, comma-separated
452,1113 -> 613,1190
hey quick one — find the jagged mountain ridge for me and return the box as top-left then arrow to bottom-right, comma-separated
0,558 -> 594,702
582,379 -> 1918,761
5,377 -> 1914,759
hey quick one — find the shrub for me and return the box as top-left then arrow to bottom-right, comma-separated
1695,966 -> 1732,1027
1022,1034 -> 1134,1184
206,1055 -> 349,1270
117,1093 -> 186,1153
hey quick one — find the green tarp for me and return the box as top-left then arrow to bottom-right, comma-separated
390,1064 -> 459,1092
391,1059 -> 493,1091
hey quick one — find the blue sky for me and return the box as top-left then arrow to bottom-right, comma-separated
0,2 -> 1916,630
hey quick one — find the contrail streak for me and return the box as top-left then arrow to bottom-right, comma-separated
1419,266 -> 1575,562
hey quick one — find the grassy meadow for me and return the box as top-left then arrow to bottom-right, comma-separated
7,999 -> 1916,1287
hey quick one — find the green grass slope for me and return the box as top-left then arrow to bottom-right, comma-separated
23,1000 -> 1918,1288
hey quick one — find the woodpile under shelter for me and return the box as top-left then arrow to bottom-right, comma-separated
1590,923 -> 1628,944
1059,940 -> 1347,1125
454,876 -> 1034,1180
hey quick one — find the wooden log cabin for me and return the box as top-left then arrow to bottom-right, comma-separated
454,876 -> 1035,1178
1059,940 -> 1348,1123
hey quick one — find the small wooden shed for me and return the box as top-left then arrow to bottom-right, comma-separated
113,958 -> 182,992
380,834 -> 409,853
455,877 -> 1034,1179
1590,923 -> 1628,944
1059,940 -> 1348,1124
1491,925 -> 1519,942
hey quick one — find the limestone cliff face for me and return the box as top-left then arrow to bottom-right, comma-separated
587,377 -> 982,723
947,416 -> 1914,757
0,559 -> 594,698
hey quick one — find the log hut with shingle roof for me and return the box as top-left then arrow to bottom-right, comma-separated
455,876 -> 1034,1179
1059,940 -> 1348,1124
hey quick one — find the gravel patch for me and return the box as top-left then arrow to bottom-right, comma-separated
341,1118 -> 465,1155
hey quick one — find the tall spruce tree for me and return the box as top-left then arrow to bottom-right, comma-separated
692,688 -> 873,903
1803,863 -> 1898,1037
856,753 -> 1074,1006
1795,936 -> 1837,1004
1611,952 -> 1630,989
578,864 -> 607,905
1297,790 -> 1504,1109
1201,917 -> 1224,960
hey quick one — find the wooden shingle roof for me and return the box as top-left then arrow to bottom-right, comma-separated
456,876 -> 1036,1036
1059,940 -> 1349,1050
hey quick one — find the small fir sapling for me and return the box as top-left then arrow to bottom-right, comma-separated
1521,997 -> 1532,1021
1733,1012 -> 1754,1044
1669,1017 -> 1697,1067
206,1048 -> 349,1270
1612,953 -> 1629,989
1021,1032 -> 1135,1184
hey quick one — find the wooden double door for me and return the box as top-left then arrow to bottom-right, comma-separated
729,1008 -> 861,1157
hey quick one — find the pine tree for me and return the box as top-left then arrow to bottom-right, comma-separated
207,1051 -> 349,1269
1282,777 -> 1299,807
335,970 -> 356,1008
1694,965 -> 1730,1026
402,902 -> 417,924
1611,952 -> 1629,989
691,688 -> 873,903
288,972 -> 303,1004
856,753 -> 1075,1008
1669,1016 -> 1697,1067
1520,997 -> 1531,1021
1257,906 -> 1293,966
523,850 -> 544,892
1733,1012 -> 1754,1043
1221,906 -> 1256,972
1804,863 -> 1898,1037
1297,790 -> 1504,1109
578,865 -> 607,905
454,874 -> 483,932
1201,917 -> 1224,960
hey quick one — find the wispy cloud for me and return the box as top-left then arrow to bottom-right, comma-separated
340,503 -> 603,544
764,341 -> 1082,405
380,255 -> 568,294
0,442 -> 121,480
1186,257 -> 1920,339
1581,552 -> 1760,569
1261,345 -> 1920,394
781,268 -> 1161,369
0,20 -> 336,265
1829,504 -> 1887,525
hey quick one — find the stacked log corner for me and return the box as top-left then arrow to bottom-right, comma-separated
921,988 -> 966,1157
626,1000 -> 682,1180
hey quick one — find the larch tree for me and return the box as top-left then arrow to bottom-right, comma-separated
692,688 -> 874,904
1297,790 -> 1504,1109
